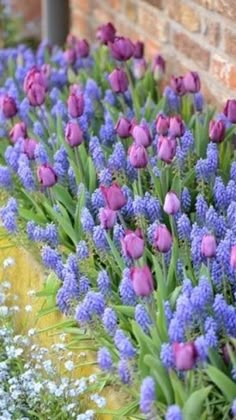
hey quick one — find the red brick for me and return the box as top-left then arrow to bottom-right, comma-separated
173,32 -> 210,70
105,0 -> 123,11
167,0 -> 201,32
138,4 -> 169,43
203,19 -> 220,46
70,0 -> 94,14
214,0 -> 236,22
225,29 -> 236,60
192,0 -> 214,9
145,0 -> 163,8
210,54 -> 236,91
93,3 -> 114,26
124,0 -> 138,22
70,11 -> 91,39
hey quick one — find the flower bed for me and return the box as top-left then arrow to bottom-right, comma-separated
0,22 -> 236,419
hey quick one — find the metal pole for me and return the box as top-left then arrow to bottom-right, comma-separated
41,0 -> 69,45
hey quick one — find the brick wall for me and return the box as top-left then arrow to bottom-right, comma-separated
10,0 -> 41,39
69,0 -> 236,105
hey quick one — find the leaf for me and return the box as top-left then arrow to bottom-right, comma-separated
206,365 -> 236,402
19,208 -> 46,224
144,355 -> 174,404
152,255 -> 167,300
52,184 -> 75,217
182,387 -> 211,420
166,240 -> 178,295
169,371 -> 187,406
113,305 -> 135,317
105,232 -> 125,272
132,321 -> 157,376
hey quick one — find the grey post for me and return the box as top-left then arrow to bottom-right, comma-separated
41,0 -> 69,45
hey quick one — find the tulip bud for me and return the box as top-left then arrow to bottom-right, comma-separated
96,22 -> 116,45
67,92 -> 84,118
130,265 -> 154,296
9,122 -> 27,143
23,67 -> 47,93
100,183 -> 127,211
163,192 -> 181,215
23,138 -> 38,160
65,121 -> 83,147
201,234 -> 216,258
133,58 -> 147,80
133,41 -> 144,59
64,48 -> 77,65
41,63 -> 51,80
132,123 -> 152,147
222,343 -> 236,364
76,39 -> 90,58
223,99 -> 236,123
209,120 -> 225,143
121,229 -> 144,259
27,83 -> 46,106
183,71 -> 201,93
169,116 -> 185,138
230,245 -> 236,269
99,207 -> 117,229
129,143 -> 148,168
1,95 -> 17,118
37,164 -> 57,188
109,36 -> 134,61
108,68 -> 128,93
157,136 -> 177,164
170,76 -> 186,96
115,116 -> 131,138
153,224 -> 172,253
152,55 -> 166,81
173,342 -> 198,370
156,114 -> 169,135
66,33 -> 77,47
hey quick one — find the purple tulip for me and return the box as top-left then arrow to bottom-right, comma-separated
66,33 -> 77,47
132,123 -> 152,147
115,116 -> 131,138
129,143 -> 148,168
201,234 -> 216,258
209,119 -> 225,143
223,99 -> 236,123
65,121 -> 83,147
133,58 -> 147,80
109,36 -> 134,61
173,342 -> 198,371
230,245 -> 236,269
183,71 -> 201,94
9,122 -> 27,143
130,265 -> 154,297
100,183 -> 127,211
108,68 -> 128,93
24,66 -> 47,93
121,228 -> 144,259
1,95 -> 17,118
27,83 -> 46,106
156,114 -> 169,135
99,207 -> 117,229
23,138 -> 38,160
64,48 -> 77,65
37,164 -> 57,188
67,92 -> 84,118
96,22 -> 116,45
169,116 -> 185,138
163,192 -> 181,215
153,225 -> 172,253
152,54 -> 166,81
157,136 -> 177,164
76,39 -> 90,58
170,76 -> 186,96
133,41 -> 144,59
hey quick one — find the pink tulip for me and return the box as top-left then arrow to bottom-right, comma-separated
133,58 -> 147,80
24,66 -> 47,93
209,120 -> 225,143
64,48 -> 77,65
23,138 -> 38,160
201,234 -> 216,258
96,22 -> 116,45
130,265 -> 154,296
169,116 -> 185,138
9,122 -> 27,143
65,121 -> 83,147
129,143 -> 148,168
99,207 -> 117,229
109,36 -> 134,61
108,68 -> 129,93
152,54 -> 166,81
37,164 -> 57,188
224,99 -> 236,123
27,83 -> 46,106
230,245 -> 236,268
100,183 -> 127,211
133,41 -> 144,59
183,71 -> 201,93
121,229 -> 144,259
1,95 -> 17,118
67,92 -> 84,118
156,114 -> 169,135
75,39 -> 90,58
115,116 -> 131,138
157,136 -> 177,164
173,342 -> 198,370
132,123 -> 152,147
153,225 -> 172,253
170,76 -> 186,96
163,192 -> 181,215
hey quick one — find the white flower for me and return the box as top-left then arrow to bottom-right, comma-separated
1,281 -> 11,289
0,306 -> 8,317
25,305 -> 32,312
6,346 -> 23,358
88,374 -> 97,384
64,360 -> 74,371
3,257 -> 15,268
28,328 -> 37,337
10,305 -> 20,313
27,289 -> 36,297
59,333 -> 66,342
90,394 -> 106,408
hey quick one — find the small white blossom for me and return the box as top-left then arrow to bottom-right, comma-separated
28,328 -> 37,337
1,281 -> 11,289
0,306 -> 8,317
27,289 -> 36,297
64,360 -> 74,371
3,257 -> 15,268
25,305 -> 32,312
90,393 -> 106,408
88,374 -> 97,384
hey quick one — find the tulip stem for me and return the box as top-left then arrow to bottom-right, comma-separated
125,62 -> 140,119
118,211 -> 127,229
138,169 -> 143,196
75,147 -> 85,184
162,254 -> 167,282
